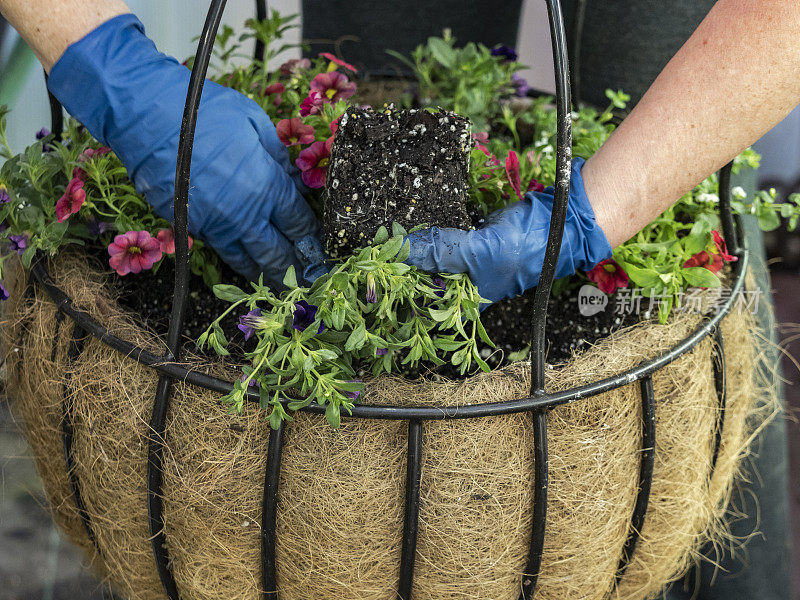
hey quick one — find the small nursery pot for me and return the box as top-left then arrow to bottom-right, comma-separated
2,250 -> 768,600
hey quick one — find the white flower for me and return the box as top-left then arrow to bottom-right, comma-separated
698,192 -> 719,203
731,186 -> 747,200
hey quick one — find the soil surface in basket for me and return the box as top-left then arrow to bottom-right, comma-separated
95,239 -> 641,369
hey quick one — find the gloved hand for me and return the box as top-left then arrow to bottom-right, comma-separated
47,14 -> 327,286
406,158 -> 613,304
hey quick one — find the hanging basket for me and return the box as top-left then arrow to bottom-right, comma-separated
0,1 -> 774,599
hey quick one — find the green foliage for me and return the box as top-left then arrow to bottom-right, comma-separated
200,224 -> 492,428
387,30 -> 520,131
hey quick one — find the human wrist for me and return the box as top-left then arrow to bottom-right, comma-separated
0,0 -> 130,71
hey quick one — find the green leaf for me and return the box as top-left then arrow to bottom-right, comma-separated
373,226 -> 389,245
315,348 -> 338,361
283,265 -> 298,288
427,37 -> 457,68
344,324 -> 367,351
682,267 -> 722,288
213,284 -> 248,302
325,401 -> 341,429
391,222 -> 408,237
428,308 -> 453,322
377,235 -> 404,261
619,263 -> 662,288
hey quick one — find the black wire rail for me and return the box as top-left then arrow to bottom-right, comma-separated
35,1 -> 746,598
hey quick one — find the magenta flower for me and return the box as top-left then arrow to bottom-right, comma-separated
0,185 -> 10,205
263,82 -> 285,107
107,230 -> 163,276
8,234 -> 27,256
293,300 -> 325,334
55,176 -> 86,222
279,58 -> 311,77
586,259 -> 630,294
299,90 -> 327,117
329,114 -> 343,135
296,139 -> 332,188
238,308 -> 263,341
491,45 -> 518,61
527,178 -> 545,193
310,71 -> 356,103
319,52 -> 358,73
505,150 -> 522,199
156,228 -> 193,255
0,280 -> 8,301
276,118 -> 316,147
78,146 -> 111,162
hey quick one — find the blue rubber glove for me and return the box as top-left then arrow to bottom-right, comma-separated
47,14 -> 327,286
407,158 -> 613,304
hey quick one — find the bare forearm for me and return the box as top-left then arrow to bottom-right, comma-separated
583,0 -> 800,247
0,0 -> 130,71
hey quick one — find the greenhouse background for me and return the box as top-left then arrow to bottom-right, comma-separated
1,1 -> 799,599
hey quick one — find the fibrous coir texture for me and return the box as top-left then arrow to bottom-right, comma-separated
1,252 -> 776,600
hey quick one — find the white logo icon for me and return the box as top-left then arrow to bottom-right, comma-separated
578,285 -> 608,317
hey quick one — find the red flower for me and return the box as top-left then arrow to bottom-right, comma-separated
276,118 -> 316,147
78,146 -> 111,162
684,251 -> 724,274
476,143 -> 500,167
156,228 -> 193,255
319,52 -> 358,73
329,114 -> 343,136
527,178 -> 545,193
263,82 -> 285,107
586,259 -> 629,294
300,90 -> 326,117
712,230 -> 737,262
310,71 -> 356,103
108,230 -> 163,275
296,139 -> 332,188
56,176 -> 86,222
279,58 -> 311,77
505,150 -> 522,199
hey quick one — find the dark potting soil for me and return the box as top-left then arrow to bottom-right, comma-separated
323,105 -> 472,257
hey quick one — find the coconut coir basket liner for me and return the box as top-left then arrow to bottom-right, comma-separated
1,251 -> 775,600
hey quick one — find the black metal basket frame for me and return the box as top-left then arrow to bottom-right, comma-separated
29,1 -> 748,598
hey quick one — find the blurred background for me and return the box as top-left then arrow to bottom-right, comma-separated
1,1 -> 799,599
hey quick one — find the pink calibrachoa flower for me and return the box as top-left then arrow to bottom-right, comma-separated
329,114 -> 343,135
108,230 -> 163,276
527,178 -> 545,193
472,132 -> 489,144
56,176 -> 86,222
587,259 -> 629,294
505,150 -> 522,199
299,90 -> 326,117
276,118 -> 316,147
684,250 -> 723,274
263,82 -> 285,107
296,139 -> 332,188
712,230 -> 737,262
279,58 -> 311,77
156,228 -> 193,255
319,52 -> 358,73
78,146 -> 111,162
310,71 -> 356,103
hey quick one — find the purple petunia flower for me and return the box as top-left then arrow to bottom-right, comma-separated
512,73 -> 530,97
240,373 -> 260,390
87,218 -> 112,237
0,281 -> 8,301
431,277 -> 446,298
491,45 -> 518,62
365,273 -> 377,303
293,300 -> 325,334
344,380 -> 362,401
36,128 -> 51,140
376,348 -> 388,356
0,185 -> 10,205
0,221 -> 7,234
238,308 -> 263,341
8,234 -> 27,256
